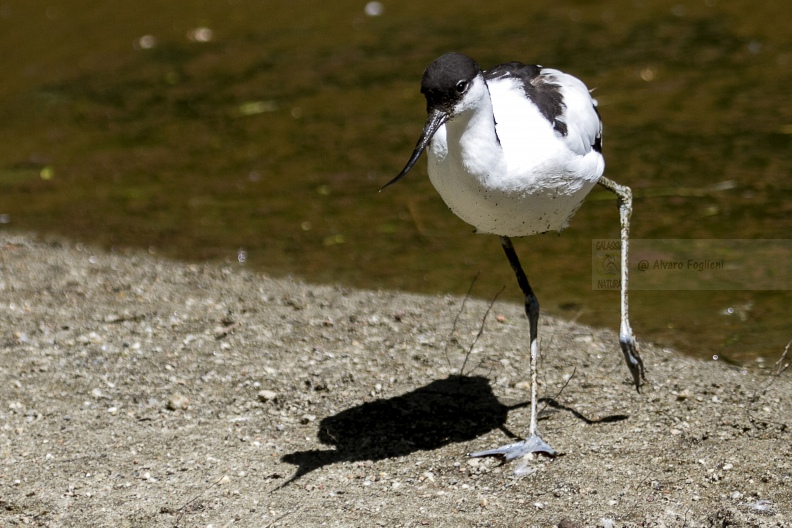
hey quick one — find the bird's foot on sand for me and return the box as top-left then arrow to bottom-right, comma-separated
468,434 -> 556,476
619,333 -> 646,392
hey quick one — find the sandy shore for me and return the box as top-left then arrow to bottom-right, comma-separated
0,232 -> 789,527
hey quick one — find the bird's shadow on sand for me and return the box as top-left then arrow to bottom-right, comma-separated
279,375 -> 628,486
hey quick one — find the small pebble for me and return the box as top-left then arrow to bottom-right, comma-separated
257,390 -> 277,402
300,414 -> 316,424
167,393 -> 189,411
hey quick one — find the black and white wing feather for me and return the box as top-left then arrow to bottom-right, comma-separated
485,63 -> 602,156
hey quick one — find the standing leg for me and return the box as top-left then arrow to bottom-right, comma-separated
597,176 -> 646,390
468,236 -> 555,471
500,236 -> 540,437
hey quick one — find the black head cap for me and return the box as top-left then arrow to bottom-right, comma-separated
420,52 -> 481,113
380,53 -> 481,192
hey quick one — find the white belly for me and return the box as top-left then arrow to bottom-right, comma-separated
426,126 -> 603,237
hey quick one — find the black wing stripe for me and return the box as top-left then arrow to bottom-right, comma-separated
484,62 -> 568,136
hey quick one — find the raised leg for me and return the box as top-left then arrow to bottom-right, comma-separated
597,176 -> 646,390
468,236 -> 555,474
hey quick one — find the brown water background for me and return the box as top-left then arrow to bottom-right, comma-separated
1,0 -> 790,364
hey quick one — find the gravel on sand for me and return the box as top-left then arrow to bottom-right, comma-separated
1,233 -> 789,527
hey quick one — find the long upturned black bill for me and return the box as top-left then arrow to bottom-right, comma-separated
380,108 -> 449,191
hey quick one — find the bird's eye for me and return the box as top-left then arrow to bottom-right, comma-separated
456,80 -> 468,93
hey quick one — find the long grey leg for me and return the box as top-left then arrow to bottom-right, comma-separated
468,236 -> 555,471
499,236 -> 540,437
597,176 -> 646,390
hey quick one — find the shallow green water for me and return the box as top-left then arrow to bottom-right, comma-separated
1,0 -> 790,364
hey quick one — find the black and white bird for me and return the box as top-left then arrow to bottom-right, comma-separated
382,52 -> 645,474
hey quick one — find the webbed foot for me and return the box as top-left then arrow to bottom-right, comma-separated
468,434 -> 556,476
619,333 -> 646,391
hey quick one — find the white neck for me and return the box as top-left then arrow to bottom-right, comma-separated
444,80 -> 505,182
